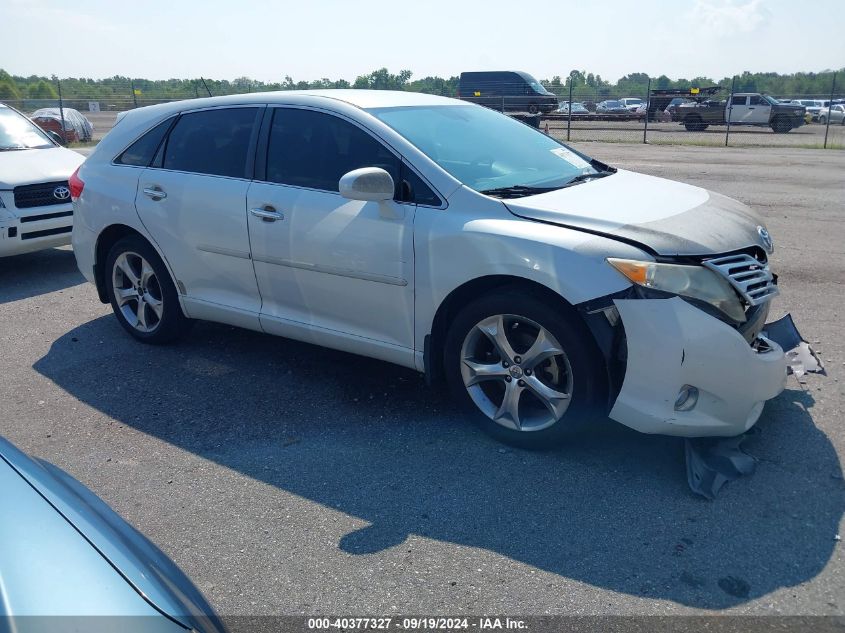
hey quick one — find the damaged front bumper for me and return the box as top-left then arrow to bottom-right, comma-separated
607,296 -> 804,437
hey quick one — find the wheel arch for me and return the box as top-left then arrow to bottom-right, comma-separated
425,275 -> 602,386
94,224 -> 181,306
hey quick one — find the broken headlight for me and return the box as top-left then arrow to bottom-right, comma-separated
607,258 -> 746,323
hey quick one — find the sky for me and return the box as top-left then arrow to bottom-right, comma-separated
1,0 -> 843,83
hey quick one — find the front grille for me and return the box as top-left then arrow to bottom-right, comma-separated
13,181 -> 70,209
703,252 -> 779,306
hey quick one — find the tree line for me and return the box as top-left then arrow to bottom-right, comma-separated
1,67 -> 842,104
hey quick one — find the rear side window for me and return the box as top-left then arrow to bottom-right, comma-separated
265,109 -> 399,192
731,95 -> 747,106
116,118 -> 173,166
163,108 -> 258,178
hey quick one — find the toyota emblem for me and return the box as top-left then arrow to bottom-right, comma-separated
53,185 -> 71,201
757,226 -> 774,253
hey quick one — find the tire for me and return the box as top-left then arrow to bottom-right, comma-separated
527,104 -> 539,115
105,235 -> 189,344
771,116 -> 792,133
819,116 -> 827,126
684,115 -> 705,132
443,288 -> 606,449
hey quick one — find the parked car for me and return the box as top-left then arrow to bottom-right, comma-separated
790,99 -> 823,121
0,103 -> 84,257
595,100 -> 629,114
30,107 -> 94,143
679,94 -> 805,132
0,435 -> 226,631
557,101 -> 589,115
664,97 -> 692,117
619,97 -> 644,112
819,104 -> 845,125
73,90 -> 805,447
458,71 -> 558,114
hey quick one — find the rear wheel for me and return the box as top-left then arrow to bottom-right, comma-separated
105,235 -> 189,344
684,115 -> 707,131
527,104 -> 539,115
443,289 -> 606,449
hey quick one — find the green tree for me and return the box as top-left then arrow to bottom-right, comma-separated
28,80 -> 58,99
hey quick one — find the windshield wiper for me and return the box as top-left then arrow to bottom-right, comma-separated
0,146 -> 29,151
479,184 -> 563,199
560,171 -> 614,188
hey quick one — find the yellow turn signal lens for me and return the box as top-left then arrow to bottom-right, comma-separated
607,258 -> 650,285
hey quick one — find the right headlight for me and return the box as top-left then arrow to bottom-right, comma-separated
607,258 -> 746,323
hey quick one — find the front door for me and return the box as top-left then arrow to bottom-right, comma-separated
246,107 -> 417,364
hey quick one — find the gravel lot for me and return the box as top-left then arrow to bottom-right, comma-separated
1,143 -> 843,619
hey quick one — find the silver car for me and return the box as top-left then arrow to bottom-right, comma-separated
0,436 -> 226,632
818,104 -> 845,126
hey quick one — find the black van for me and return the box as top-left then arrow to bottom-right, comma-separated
458,71 -> 559,114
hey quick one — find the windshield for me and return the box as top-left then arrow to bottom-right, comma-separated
604,101 -> 622,107
368,105 -> 599,192
0,107 -> 54,150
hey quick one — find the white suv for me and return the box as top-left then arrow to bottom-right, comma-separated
0,104 -> 84,257
72,90 -> 797,447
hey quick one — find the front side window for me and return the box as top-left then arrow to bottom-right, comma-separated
368,105 -> 599,192
731,95 -> 747,106
163,108 -> 258,178
265,109 -> 400,193
749,95 -> 764,105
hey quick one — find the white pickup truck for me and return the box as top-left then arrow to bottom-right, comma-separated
677,93 -> 807,133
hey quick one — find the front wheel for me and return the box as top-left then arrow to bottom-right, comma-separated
443,289 -> 606,449
771,116 -> 792,133
819,116 -> 827,126
105,235 -> 190,344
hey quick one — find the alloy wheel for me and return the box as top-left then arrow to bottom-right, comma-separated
112,251 -> 164,333
460,314 -> 573,432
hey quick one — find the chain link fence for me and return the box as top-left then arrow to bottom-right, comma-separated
2,73 -> 843,149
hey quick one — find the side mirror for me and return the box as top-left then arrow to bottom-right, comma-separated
339,167 -> 395,202
46,130 -> 66,146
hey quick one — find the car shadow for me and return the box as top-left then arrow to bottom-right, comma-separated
0,247 -> 86,304
34,316 -> 843,610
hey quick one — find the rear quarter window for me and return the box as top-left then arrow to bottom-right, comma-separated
115,118 -> 174,167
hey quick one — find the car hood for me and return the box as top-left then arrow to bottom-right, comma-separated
0,436 -> 226,632
504,169 -> 769,257
0,147 -> 84,189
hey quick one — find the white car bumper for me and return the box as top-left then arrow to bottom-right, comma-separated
609,296 -> 787,437
0,193 -> 73,257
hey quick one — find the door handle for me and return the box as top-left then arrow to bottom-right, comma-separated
142,187 -> 167,200
250,206 -> 284,222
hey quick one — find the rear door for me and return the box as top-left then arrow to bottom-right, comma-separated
246,107 -> 425,364
134,106 -> 264,327
728,95 -> 750,123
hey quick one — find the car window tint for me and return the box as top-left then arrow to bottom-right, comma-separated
163,108 -> 258,178
731,95 -> 747,106
400,164 -> 441,206
266,109 -> 399,193
116,118 -> 174,167
749,95 -> 764,105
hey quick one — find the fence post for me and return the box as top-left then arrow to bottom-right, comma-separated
824,71 -> 836,149
567,79 -> 573,142
643,77 -> 651,144
131,81 -> 138,108
725,75 -> 736,147
54,76 -> 67,144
